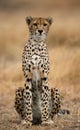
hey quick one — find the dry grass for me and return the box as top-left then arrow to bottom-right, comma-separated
0,8 -> 80,130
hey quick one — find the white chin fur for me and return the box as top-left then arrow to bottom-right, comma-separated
31,34 -> 46,41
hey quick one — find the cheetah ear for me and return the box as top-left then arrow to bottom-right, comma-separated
47,17 -> 53,25
26,16 -> 32,25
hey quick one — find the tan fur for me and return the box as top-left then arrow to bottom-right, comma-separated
26,16 -> 53,41
14,16 -> 61,127
27,17 -> 52,33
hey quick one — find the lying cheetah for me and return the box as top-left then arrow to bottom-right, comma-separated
14,16 -> 69,126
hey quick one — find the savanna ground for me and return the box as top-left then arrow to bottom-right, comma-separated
0,1 -> 80,130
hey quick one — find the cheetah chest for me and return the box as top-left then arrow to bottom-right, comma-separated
31,55 -> 41,86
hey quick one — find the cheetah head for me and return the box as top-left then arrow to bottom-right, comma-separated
26,16 -> 53,41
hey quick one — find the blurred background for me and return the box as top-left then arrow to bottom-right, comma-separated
0,1 -> 80,129
0,0 -> 80,99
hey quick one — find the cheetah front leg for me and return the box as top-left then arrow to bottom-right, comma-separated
14,87 -> 25,120
22,59 -> 34,126
50,88 -> 61,119
41,78 -> 53,125
23,78 -> 33,126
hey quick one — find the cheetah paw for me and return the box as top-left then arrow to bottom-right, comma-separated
21,120 -> 32,127
41,119 -> 53,126
21,120 -> 26,125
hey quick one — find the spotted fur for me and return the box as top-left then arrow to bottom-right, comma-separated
14,16 -> 61,126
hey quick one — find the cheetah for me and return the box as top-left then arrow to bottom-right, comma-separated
14,16 -> 69,126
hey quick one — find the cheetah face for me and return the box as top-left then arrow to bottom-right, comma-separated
26,16 -> 53,41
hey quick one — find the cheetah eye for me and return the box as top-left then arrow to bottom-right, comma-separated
44,23 -> 47,26
33,23 -> 37,27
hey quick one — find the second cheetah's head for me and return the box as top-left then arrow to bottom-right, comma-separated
26,16 -> 53,41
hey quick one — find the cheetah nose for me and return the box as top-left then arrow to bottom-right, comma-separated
38,30 -> 43,34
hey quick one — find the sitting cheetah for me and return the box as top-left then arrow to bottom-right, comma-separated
14,16 -> 68,126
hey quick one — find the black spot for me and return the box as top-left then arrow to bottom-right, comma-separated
26,92 -> 29,95
26,102 -> 31,105
51,112 -> 55,114
29,64 -> 31,68
24,61 -> 26,63
27,112 -> 32,115
52,98 -> 55,100
26,95 -> 29,99
45,102 -> 47,105
24,95 -> 26,98
54,88 -> 58,91
32,49 -> 34,52
26,86 -> 29,89
21,114 -> 24,118
41,64 -> 43,67
17,89 -> 20,92
25,75 -> 28,78
24,83 -> 26,87
18,93 -> 21,97
66,110 -> 70,114
45,111 -> 47,114
26,108 -> 31,111
55,102 -> 58,106
35,57 -> 37,60
51,89 -> 54,93
44,96 -> 47,100
58,105 -> 61,108
43,113 -> 48,117
57,97 -> 60,100
42,77 -> 47,81
44,86 -> 48,90
27,78 -> 31,82
55,92 -> 59,95
44,107 -> 47,110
